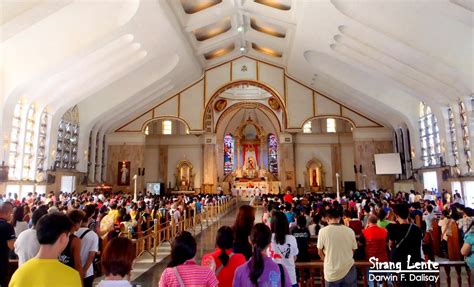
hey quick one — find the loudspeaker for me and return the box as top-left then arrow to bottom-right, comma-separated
47,174 -> 56,184
442,169 -> 450,181
354,165 -> 357,174
81,175 -> 88,185
344,181 -> 356,192
138,168 -> 142,176
142,168 -> 145,176
359,165 -> 363,173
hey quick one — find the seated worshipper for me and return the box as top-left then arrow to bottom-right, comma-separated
14,206 -> 48,266
159,231 -> 218,287
317,208 -> 357,286
233,223 -> 292,287
96,237 -> 135,287
201,226 -> 246,287
9,212 -> 82,287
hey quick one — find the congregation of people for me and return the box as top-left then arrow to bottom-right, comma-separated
0,187 -> 473,287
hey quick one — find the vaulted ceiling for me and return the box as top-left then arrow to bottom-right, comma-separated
1,0 -> 472,168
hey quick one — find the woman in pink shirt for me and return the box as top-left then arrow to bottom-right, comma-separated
159,231 -> 218,287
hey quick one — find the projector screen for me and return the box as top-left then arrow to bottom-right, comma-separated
146,183 -> 162,195
374,153 -> 402,175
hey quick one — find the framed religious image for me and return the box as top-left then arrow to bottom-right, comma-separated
117,161 -> 131,186
268,97 -> 280,110
214,99 -> 227,112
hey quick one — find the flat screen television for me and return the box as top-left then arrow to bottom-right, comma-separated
146,183 -> 162,195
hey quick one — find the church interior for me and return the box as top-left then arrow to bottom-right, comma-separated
0,0 -> 473,286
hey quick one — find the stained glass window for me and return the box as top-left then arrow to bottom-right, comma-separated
55,106 -> 79,170
419,102 -> 440,167
268,133 -> 278,175
223,134 -> 234,175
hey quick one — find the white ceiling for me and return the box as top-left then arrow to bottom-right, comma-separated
0,0 -> 473,167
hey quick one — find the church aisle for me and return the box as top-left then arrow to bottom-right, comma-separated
131,203 -> 258,287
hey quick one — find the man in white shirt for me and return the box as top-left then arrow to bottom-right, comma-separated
14,207 -> 48,266
75,211 -> 99,287
317,208 -> 357,286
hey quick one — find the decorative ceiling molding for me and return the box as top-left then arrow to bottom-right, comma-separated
180,0 -> 222,14
254,0 -> 292,11
115,55 -> 383,134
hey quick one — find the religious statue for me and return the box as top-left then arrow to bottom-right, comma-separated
312,169 -> 319,187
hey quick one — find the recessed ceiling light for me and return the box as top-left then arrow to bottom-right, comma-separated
237,26 -> 244,32
240,47 -> 245,52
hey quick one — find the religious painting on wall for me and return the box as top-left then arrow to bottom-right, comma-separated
214,99 -> 227,112
268,97 -> 280,110
117,161 -> 131,186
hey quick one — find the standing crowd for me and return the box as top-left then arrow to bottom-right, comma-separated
0,187 -> 473,287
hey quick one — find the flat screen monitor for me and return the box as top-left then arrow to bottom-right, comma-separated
146,183 -> 162,195
374,153 -> 402,175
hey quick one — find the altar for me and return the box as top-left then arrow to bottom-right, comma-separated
223,116 -> 281,196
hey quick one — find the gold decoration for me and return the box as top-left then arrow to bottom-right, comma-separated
268,97 -> 281,110
214,99 -> 227,112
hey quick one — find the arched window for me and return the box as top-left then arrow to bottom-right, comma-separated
8,101 -> 23,179
36,110 -> 48,178
459,101 -> 471,173
303,121 -> 312,133
162,120 -> 172,135
419,102 -> 441,167
55,106 -> 79,170
326,118 -> 336,133
223,134 -> 234,175
22,105 -> 35,180
268,133 -> 278,175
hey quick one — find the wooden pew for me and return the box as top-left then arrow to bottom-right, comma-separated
432,219 -> 441,257
447,221 -> 462,261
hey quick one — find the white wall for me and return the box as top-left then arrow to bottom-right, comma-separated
341,144 -> 356,182
167,145 -> 202,188
295,145 -> 333,187
294,133 -> 355,188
